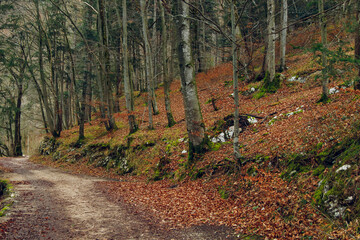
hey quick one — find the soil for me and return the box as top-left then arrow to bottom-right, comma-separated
0,157 -> 237,240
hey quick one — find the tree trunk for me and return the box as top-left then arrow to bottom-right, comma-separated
152,0 -> 158,84
160,1 -> 176,127
175,0 -> 208,161
26,56 -> 49,133
14,82 -> 23,157
318,0 -> 329,102
279,0 -> 288,72
64,30 -> 81,128
231,2 -> 241,161
35,0 -> 55,136
123,0 -> 138,134
115,0 -> 123,113
140,0 -> 159,118
141,0 -> 154,129
98,0 -> 116,131
355,0 -> 360,90
266,0 -> 276,81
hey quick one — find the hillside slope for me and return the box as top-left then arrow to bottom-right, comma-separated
31,23 -> 360,239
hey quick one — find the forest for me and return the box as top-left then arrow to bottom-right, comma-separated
0,0 -> 360,239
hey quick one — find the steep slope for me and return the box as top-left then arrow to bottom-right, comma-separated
28,22 -> 360,238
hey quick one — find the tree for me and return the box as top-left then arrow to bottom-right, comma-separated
123,0 -> 138,134
175,0 -> 209,161
0,29 -> 29,156
98,0 -> 117,131
318,0 -> 329,102
355,0 -> 360,90
140,0 -> 159,123
231,1 -> 241,161
266,0 -> 276,82
160,1 -> 176,127
279,0 -> 288,72
141,0 -> 156,129
79,0 -> 96,141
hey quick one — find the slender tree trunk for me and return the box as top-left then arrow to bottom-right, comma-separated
114,1 -> 123,113
114,4 -> 123,112
267,0 -> 276,81
231,2 -> 240,161
14,82 -> 23,157
35,0 -> 55,135
318,0 -> 329,101
26,57 -> 49,133
141,0 -> 154,129
355,0 -> 360,89
140,0 -> 159,118
52,32 -> 62,138
64,30 -> 81,128
160,1 -> 176,127
78,59 -> 90,141
279,0 -> 288,72
175,0 -> 208,161
152,0 -> 158,84
123,0 -> 138,134
98,0 -> 117,131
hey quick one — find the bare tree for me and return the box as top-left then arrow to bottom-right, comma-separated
231,1 -> 241,161
123,0 -> 138,134
279,0 -> 288,72
175,0 -> 209,161
318,0 -> 329,102
266,0 -> 276,81
160,1 -> 176,127
98,0 -> 117,131
355,0 -> 360,89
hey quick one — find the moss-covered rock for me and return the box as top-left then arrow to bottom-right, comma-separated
39,137 -> 59,155
312,129 -> 360,222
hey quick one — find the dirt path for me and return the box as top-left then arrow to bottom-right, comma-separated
0,157 -> 236,240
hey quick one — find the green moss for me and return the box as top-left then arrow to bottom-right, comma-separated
190,167 -> 205,180
247,166 -> 258,176
313,165 -> 325,176
317,93 -> 331,103
210,142 -> 222,151
281,153 -> 311,180
0,180 -> 13,217
0,180 -> 10,197
253,91 -> 266,99
218,186 -> 229,199
188,135 -> 211,163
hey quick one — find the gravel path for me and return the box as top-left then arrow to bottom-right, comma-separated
0,157 -> 236,240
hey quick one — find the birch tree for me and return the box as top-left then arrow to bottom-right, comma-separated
266,0 -> 276,82
279,0 -> 288,72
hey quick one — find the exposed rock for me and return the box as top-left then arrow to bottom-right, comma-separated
248,116 -> 258,124
329,87 -> 340,95
335,164 -> 351,173
287,76 -> 306,83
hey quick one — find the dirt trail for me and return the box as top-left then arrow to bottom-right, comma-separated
0,157 -> 236,240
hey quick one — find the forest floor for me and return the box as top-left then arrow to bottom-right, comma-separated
0,157 -> 237,239
2,23 -> 360,239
